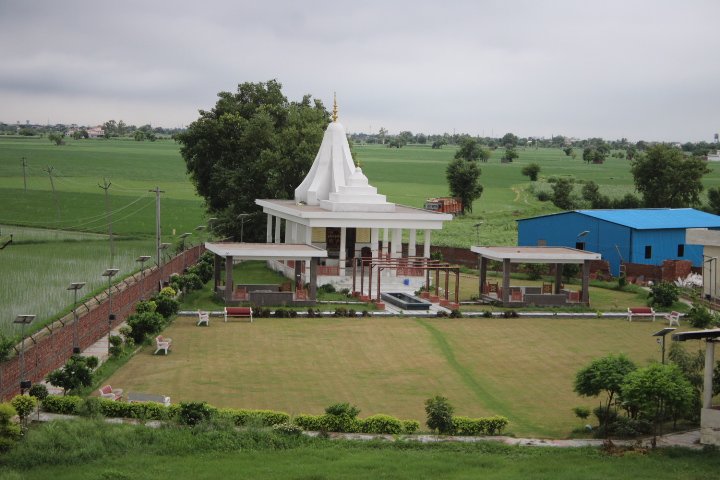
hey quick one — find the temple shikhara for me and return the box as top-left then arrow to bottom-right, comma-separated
206,97 -> 454,306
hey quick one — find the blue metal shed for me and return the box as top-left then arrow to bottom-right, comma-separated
517,209 -> 720,276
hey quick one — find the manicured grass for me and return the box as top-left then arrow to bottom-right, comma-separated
4,419 -> 720,480
103,316 -> 689,438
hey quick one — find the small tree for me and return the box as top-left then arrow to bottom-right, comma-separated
446,158 -> 483,215
0,403 -> 21,452
45,355 -> 96,395
521,163 -> 540,181
647,282 -> 679,308
551,178 -> 576,210
573,354 -> 636,432
126,300 -> 164,343
10,395 -> 36,430
502,146 -> 518,163
47,132 -> 65,146
425,395 -> 454,434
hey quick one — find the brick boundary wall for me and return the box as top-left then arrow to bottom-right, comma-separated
0,245 -> 203,400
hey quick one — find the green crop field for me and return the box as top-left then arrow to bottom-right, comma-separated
105,315 -> 684,438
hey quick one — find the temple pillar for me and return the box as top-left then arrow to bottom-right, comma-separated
408,229 -> 417,257
339,227 -> 347,276
304,225 -> 312,275
371,228 -> 379,258
266,215 -> 273,243
309,258 -> 318,301
383,228 -> 389,258
274,217 -> 282,244
391,228 -> 401,259
424,229 -> 432,258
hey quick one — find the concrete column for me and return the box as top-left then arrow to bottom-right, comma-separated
266,215 -> 273,243
224,255 -> 234,303
383,228 -> 389,257
371,228 -> 379,258
408,229 -> 417,257
274,217 -> 281,244
704,340 -> 716,409
214,253 -> 222,290
554,263 -> 563,294
479,256 -> 487,298
581,260 -> 590,305
339,227 -> 347,276
304,225 -> 312,274
424,229 -> 432,258
290,222 -> 298,243
502,258 -> 511,304
392,228 -> 402,258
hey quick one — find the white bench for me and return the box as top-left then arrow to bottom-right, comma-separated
627,307 -> 656,322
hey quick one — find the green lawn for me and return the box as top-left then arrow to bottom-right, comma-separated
104,315 -> 690,438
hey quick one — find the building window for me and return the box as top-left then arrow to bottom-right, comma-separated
644,245 -> 652,259
575,242 -> 585,251
677,244 -> 685,257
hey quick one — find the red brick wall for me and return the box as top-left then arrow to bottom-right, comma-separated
0,246 -> 203,400
622,260 -> 693,283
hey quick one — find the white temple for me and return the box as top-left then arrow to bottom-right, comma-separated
255,98 -> 452,285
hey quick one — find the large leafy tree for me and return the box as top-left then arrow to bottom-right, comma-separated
176,80 -> 329,240
574,353 -> 636,430
630,144 -> 710,208
455,138 -> 490,162
446,158 -> 483,214
621,363 -> 694,446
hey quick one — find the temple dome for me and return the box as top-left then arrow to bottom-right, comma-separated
294,120 -> 395,212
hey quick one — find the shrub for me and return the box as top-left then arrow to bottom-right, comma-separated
45,355 -> 95,395
648,281 -> 679,308
536,191 -> 551,202
293,414 -> 324,431
153,295 -> 179,319
452,415 -> 509,436
686,303 -> 715,329
425,395 -> 454,434
449,309 -> 462,318
319,284 -> 336,294
573,406 -> 591,420
401,419 -> 420,434
181,273 -> 203,292
274,308 -> 289,318
524,263 -> 545,280
482,311 -> 493,318
177,401 -> 216,426
272,422 -> 303,436
502,310 -> 519,318
42,395 -> 82,414
126,303 -> 165,344
158,286 -> 177,298
333,307 -> 348,317
0,403 -> 20,452
436,310 -> 448,318
325,402 -> 360,417
218,408 -> 290,427
360,414 -> 403,434
188,261 -> 213,283
109,335 -> 124,357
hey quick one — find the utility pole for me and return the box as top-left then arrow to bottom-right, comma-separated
149,186 -> 165,287
21,157 -> 27,192
98,178 -> 113,264
43,165 -> 60,221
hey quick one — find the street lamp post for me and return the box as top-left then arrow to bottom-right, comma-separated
13,314 -> 35,393
136,255 -> 151,299
102,268 -> 119,355
66,282 -> 86,354
237,214 -> 251,242
652,328 -> 677,364
473,222 -> 484,246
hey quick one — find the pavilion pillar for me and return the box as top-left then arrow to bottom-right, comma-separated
290,221 -> 298,243
339,227 -> 347,276
371,228 -> 379,259
423,229 -> 432,258
304,225 -> 312,276
581,260 -> 590,305
479,256 -> 487,298
408,229 -> 417,257
392,228 -> 401,259
266,215 -> 273,243
554,263 -> 562,294
502,259 -> 511,305
274,217 -> 282,244
214,253 -> 222,291
309,257 -> 318,301
225,255 -> 234,304
294,260 -> 302,290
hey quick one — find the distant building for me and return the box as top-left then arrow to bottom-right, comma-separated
517,209 -> 720,276
707,150 -> 720,162
86,126 -> 104,138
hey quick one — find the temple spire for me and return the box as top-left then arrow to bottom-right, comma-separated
332,92 -> 338,122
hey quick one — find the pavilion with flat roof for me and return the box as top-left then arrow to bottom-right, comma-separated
471,246 -> 601,306
204,242 -> 327,305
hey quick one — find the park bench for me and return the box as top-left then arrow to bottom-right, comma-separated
154,335 -> 172,355
197,310 -> 209,326
627,307 -> 656,322
224,306 -> 253,323
128,392 -> 171,406
664,311 -> 681,327
98,385 -> 123,401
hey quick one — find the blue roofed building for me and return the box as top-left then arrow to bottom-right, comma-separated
517,209 -> 720,276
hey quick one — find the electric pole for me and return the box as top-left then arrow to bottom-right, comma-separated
99,178 -> 113,264
43,165 -> 60,221
149,185 -> 165,270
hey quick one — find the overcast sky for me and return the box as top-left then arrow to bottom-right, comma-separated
1,0 -> 718,141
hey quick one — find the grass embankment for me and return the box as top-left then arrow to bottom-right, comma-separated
2,419 -> 719,480
103,315 -> 687,438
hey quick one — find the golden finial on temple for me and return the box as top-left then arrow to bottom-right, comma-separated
332,92 -> 338,122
